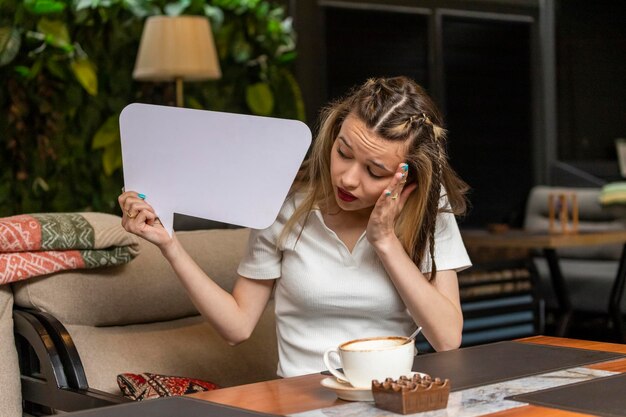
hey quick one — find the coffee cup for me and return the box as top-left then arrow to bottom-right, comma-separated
322,336 -> 416,389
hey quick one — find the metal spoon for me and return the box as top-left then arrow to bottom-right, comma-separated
408,326 -> 423,341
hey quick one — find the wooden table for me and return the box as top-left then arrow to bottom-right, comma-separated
461,229 -> 626,340
191,336 -> 626,416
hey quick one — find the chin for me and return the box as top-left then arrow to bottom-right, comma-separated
335,197 -> 371,214
333,197 -> 352,211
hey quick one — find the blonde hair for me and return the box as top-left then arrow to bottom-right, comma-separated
281,76 -> 469,280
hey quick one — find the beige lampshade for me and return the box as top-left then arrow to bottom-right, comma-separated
133,15 -> 221,82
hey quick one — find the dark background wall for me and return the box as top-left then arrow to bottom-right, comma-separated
289,0 -> 625,227
555,0 -> 626,162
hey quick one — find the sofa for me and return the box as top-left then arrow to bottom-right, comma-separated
1,214 -> 278,416
1,286 -> 22,416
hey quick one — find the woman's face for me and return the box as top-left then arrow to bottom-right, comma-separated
329,114 -> 407,216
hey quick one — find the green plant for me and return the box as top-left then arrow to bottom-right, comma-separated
0,0 -> 303,216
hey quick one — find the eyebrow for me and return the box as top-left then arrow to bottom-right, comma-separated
338,137 -> 393,173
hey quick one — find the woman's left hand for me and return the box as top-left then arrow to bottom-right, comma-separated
367,163 -> 417,247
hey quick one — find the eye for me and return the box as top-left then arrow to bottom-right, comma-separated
337,147 -> 351,159
367,167 -> 385,179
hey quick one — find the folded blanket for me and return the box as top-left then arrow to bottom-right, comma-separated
600,181 -> 626,206
1,212 -> 140,285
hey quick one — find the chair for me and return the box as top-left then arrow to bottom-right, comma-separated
458,259 -> 544,346
523,185 -> 626,337
414,258 -> 544,352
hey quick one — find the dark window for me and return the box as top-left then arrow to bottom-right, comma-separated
443,17 -> 532,226
325,8 -> 429,101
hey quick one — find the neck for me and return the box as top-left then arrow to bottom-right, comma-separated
323,199 -> 372,227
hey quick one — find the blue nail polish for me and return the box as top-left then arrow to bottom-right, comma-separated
138,193 -> 146,199
385,191 -> 392,197
401,163 -> 409,172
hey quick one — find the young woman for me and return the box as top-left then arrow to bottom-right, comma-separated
119,76 -> 471,378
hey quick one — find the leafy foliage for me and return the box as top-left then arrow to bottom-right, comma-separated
0,0 -> 303,216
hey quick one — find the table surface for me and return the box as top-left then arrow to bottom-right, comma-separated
461,229 -> 626,249
190,336 -> 626,417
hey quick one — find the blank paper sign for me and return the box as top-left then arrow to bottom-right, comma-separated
120,103 -> 311,234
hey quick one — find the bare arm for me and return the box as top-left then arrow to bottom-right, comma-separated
119,191 -> 274,345
366,166 -> 463,351
162,238 -> 274,344
373,238 -> 463,351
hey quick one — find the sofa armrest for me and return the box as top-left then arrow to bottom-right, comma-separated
14,309 -> 128,414
22,309 -> 88,389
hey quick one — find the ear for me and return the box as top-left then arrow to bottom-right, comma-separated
400,183 -> 417,205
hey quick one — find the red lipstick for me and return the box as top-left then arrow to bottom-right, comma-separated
338,188 -> 357,202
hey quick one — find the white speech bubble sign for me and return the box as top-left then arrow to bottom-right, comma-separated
119,103 -> 311,234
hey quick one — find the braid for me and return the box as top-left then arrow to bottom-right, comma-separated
422,113 -> 445,183
367,86 -> 450,280
420,113 -> 446,280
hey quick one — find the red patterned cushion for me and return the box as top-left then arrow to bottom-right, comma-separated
117,372 -> 219,401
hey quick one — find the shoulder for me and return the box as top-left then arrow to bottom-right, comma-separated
249,192 -> 309,242
438,186 -> 452,210
434,189 -> 463,240
275,192 -> 307,225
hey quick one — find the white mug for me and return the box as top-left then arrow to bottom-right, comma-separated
322,336 -> 416,389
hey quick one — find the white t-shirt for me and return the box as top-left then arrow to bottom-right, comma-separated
237,195 -> 471,377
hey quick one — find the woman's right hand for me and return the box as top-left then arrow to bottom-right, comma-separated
118,191 -> 173,250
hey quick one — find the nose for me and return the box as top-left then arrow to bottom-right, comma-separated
341,163 -> 360,190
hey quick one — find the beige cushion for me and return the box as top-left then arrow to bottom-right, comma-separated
13,228 -> 250,326
66,303 -> 278,394
0,286 -> 22,417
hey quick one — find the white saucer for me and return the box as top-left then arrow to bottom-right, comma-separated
320,372 -> 429,402
320,377 -> 374,401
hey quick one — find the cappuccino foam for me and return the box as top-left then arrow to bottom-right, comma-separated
342,337 -> 407,351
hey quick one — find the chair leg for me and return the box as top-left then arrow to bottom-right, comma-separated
608,243 -> 626,342
543,249 -> 573,337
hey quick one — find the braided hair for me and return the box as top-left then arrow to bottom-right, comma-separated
284,76 -> 469,280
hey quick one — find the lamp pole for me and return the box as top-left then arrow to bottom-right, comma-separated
175,77 -> 184,107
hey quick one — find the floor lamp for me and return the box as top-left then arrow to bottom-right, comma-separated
133,15 -> 221,107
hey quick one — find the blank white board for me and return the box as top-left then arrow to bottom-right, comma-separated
119,103 -> 311,234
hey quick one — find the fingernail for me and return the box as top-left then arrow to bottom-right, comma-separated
401,163 -> 409,172
385,191 -> 392,197
400,172 -> 406,179
138,193 -> 146,199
